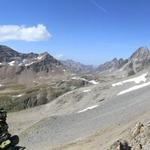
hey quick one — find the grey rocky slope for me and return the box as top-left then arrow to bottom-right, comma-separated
7,70 -> 150,150
0,76 -> 96,111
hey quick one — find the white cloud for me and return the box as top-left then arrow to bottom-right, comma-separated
0,24 -> 51,42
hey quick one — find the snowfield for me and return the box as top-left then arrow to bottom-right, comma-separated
117,81 -> 150,95
8,61 -> 15,66
112,72 -> 148,87
83,89 -> 91,93
12,94 -> 24,98
89,80 -> 99,85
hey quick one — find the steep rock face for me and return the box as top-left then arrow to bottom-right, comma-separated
25,52 -> 62,73
123,47 -> 150,75
0,45 -> 20,62
129,47 -> 150,72
130,47 -> 150,60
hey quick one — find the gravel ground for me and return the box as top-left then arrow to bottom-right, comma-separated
7,71 -> 150,150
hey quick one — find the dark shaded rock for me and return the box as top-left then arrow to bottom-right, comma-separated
0,45 -> 20,62
109,140 -> 131,150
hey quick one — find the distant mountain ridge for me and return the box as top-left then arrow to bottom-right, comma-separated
97,58 -> 128,73
0,45 -> 150,79
98,47 -> 150,76
61,59 -> 95,74
0,45 -> 65,79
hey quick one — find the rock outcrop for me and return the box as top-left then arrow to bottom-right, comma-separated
109,122 -> 150,150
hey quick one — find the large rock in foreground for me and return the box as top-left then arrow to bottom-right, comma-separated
109,122 -> 150,150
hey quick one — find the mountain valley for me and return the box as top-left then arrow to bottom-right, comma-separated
1,45 -> 150,149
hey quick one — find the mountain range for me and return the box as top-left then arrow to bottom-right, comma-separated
0,45 -> 150,79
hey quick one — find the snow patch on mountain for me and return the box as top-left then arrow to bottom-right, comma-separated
8,61 -> 15,66
112,72 -> 148,87
83,89 -> 91,93
89,80 -> 99,85
77,105 -> 99,113
37,55 -> 44,60
25,62 -> 34,66
117,81 -> 150,95
71,77 -> 87,81
12,94 -> 24,98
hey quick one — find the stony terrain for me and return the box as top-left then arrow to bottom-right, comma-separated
1,45 -> 150,149
5,69 -> 150,150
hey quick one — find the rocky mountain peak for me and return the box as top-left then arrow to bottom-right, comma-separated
97,46 -> 150,75
112,58 -> 118,62
130,47 -> 150,60
0,45 -> 65,78
121,47 -> 150,75
0,45 -> 20,62
38,52 -> 53,60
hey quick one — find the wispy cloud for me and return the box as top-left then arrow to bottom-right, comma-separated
89,0 -> 107,13
0,24 -> 51,42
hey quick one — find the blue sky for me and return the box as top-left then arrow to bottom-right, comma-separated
0,0 -> 150,65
